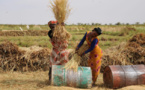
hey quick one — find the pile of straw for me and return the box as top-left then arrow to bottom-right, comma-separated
50,0 -> 71,41
0,41 -> 51,71
101,33 -> 145,72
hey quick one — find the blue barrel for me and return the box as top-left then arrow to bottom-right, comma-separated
51,65 -> 92,88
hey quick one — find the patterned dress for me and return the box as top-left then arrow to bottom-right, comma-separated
86,31 -> 103,83
49,39 -> 69,67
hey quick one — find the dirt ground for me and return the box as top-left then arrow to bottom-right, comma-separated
0,71 -> 144,90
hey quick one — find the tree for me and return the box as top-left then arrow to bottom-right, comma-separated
126,23 -> 130,25
115,22 -> 121,25
91,23 -> 95,25
135,22 -> 140,25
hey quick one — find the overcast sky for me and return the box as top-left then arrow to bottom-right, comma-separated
0,0 -> 145,25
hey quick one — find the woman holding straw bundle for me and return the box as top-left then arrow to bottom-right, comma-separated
48,21 -> 70,84
76,27 -> 103,86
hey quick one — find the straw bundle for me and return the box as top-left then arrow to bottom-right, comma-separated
65,43 -> 89,71
50,0 -> 71,41
50,0 -> 70,24
53,25 -> 71,41
77,43 -> 89,56
64,53 -> 81,71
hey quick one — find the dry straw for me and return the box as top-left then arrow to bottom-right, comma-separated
50,0 -> 71,24
50,0 -> 71,41
65,43 -> 90,71
0,41 -> 51,71
64,53 -> 81,71
53,25 -> 71,41
77,43 -> 89,56
101,33 -> 145,72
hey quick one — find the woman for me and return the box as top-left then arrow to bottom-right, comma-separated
48,21 -> 69,84
76,27 -> 103,86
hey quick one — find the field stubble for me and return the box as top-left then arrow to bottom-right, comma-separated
0,25 -> 145,89
0,71 -> 144,90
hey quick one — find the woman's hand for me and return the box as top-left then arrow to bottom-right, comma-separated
75,47 -> 79,53
80,52 -> 85,57
57,22 -> 65,26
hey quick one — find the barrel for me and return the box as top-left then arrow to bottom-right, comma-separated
103,65 -> 145,89
51,65 -> 92,88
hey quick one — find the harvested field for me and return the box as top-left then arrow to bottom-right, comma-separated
0,71 -> 144,90
0,26 -> 137,36
0,30 -> 48,36
0,30 -> 85,36
0,24 -> 145,89
0,33 -> 144,72
100,37 -> 118,41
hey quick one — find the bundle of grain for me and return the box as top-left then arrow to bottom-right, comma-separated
50,0 -> 71,41
64,53 -> 81,71
53,25 -> 71,41
80,53 -> 89,66
77,43 -> 90,66
77,43 -> 89,56
68,50 -> 89,67
50,0 -> 70,25
65,43 -> 89,71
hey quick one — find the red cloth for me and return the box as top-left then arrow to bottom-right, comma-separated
49,39 -> 69,67
48,21 -> 57,25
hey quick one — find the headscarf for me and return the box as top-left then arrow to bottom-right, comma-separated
48,21 -> 57,26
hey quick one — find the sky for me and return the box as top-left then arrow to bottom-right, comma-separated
0,0 -> 145,25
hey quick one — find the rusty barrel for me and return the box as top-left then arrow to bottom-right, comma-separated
51,65 -> 92,88
103,65 -> 145,89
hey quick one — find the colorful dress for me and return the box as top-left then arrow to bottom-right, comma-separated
77,31 -> 103,83
49,39 -> 69,67
86,31 -> 103,83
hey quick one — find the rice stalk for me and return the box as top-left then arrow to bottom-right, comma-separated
64,44 -> 89,71
64,53 -> 81,72
77,43 -> 89,56
52,25 -> 71,41
50,0 -> 71,23
50,0 -> 71,40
